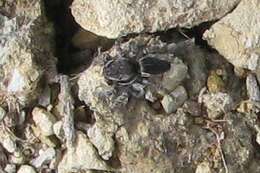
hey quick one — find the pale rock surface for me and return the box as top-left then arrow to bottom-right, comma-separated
87,120 -> 116,160
17,165 -> 36,173
30,148 -> 56,168
161,85 -> 188,113
246,74 -> 260,102
57,131 -> 110,173
71,0 -> 240,38
32,107 -> 57,136
0,0 -> 57,106
204,0 -> 260,70
196,162 -> 212,173
202,92 -> 234,119
161,58 -> 188,92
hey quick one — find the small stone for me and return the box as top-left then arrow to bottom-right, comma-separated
183,101 -> 202,116
246,74 -> 260,102
161,86 -> 188,113
31,148 -> 56,168
10,151 -> 25,164
58,131 -> 110,173
53,121 -> 64,140
4,164 -> 16,173
32,107 -> 57,136
203,92 -> 234,119
207,71 -> 225,93
87,123 -> 115,160
2,136 -> 16,153
196,162 -> 212,173
17,165 -> 36,173
0,106 -> 6,122
162,58 -> 188,92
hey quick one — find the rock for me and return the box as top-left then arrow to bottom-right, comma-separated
53,121 -> 64,140
2,136 -> 16,153
161,85 -> 188,113
87,120 -> 116,160
31,125 -> 59,148
196,162 -> 212,173
30,148 -> 56,168
207,71 -> 225,93
169,39 -> 207,96
58,131 -> 110,173
161,58 -> 188,92
203,0 -> 260,70
0,106 -> 6,122
32,107 -> 57,136
10,151 -> 25,164
4,164 -> 16,173
0,0 -> 56,106
222,112 -> 257,173
71,0 -> 240,38
246,74 -> 260,102
202,92 -> 234,119
17,165 -> 36,173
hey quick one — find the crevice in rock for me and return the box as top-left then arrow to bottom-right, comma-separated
43,0 -> 113,74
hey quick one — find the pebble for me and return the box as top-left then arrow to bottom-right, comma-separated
32,107 -> 57,136
195,161 -> 212,173
4,164 -> 16,173
31,148 -> 56,168
207,71 -> 225,93
162,58 -> 188,92
246,74 -> 260,101
203,92 -> 234,119
17,165 -> 36,173
2,136 -> 17,153
53,121 -> 64,140
161,86 -> 188,113
10,151 -> 25,164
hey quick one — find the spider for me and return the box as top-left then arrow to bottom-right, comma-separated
102,47 -> 171,99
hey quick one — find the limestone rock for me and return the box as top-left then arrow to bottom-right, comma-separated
32,107 -> 57,136
246,74 -> 260,102
17,165 -> 36,173
196,162 -> 212,173
0,0 -> 57,106
161,85 -> 188,113
202,92 -> 234,119
30,148 -> 56,168
204,0 -> 260,70
168,39 -> 207,96
71,0 -> 240,38
161,58 -> 188,92
87,120 -> 116,160
57,131 -> 110,173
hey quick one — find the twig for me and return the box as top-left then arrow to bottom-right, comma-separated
58,75 -> 75,148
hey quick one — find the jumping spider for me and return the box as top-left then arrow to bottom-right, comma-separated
102,42 -> 171,101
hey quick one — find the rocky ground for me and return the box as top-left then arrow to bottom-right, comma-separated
0,0 -> 260,173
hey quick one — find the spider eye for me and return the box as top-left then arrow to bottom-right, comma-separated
139,57 -> 171,75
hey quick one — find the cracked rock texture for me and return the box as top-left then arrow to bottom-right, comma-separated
204,0 -> 260,71
71,0 -> 240,38
0,0 -> 57,106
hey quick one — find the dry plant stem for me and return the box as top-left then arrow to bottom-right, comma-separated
59,75 -> 75,148
204,125 -> 228,173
